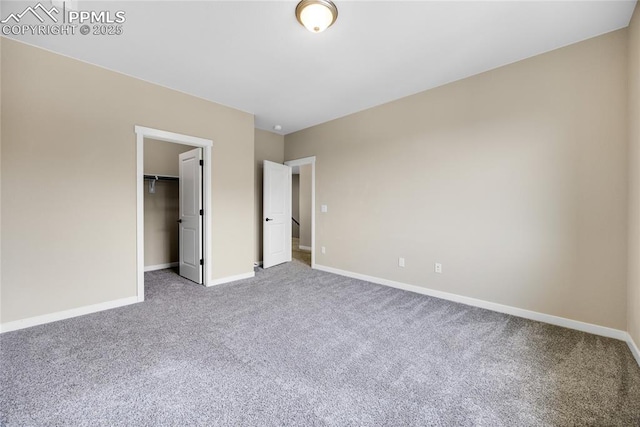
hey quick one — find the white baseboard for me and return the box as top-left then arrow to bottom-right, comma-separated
144,262 -> 178,272
299,245 -> 312,251
314,264 -> 628,342
627,333 -> 640,367
0,296 -> 139,334
207,271 -> 255,287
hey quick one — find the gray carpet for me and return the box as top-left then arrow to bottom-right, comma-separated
1,260 -> 639,426
292,237 -> 312,267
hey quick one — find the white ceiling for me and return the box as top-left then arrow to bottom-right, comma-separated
1,0 -> 637,134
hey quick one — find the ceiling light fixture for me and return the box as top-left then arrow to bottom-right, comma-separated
295,0 -> 338,33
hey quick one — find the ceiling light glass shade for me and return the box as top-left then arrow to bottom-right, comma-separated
296,0 -> 338,33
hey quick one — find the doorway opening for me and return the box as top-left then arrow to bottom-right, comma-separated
290,165 -> 311,267
135,126 -> 214,302
285,156 -> 316,269
143,142 -> 192,275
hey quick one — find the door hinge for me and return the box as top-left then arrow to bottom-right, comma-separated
199,160 -> 203,166
200,209 -> 204,216
200,259 -> 204,266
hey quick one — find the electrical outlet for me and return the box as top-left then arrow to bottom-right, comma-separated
398,257 -> 405,267
321,246 -> 326,254
435,263 -> 442,273
321,205 -> 328,213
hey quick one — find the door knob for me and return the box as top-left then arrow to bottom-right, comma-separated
265,218 -> 273,222
177,219 -> 182,223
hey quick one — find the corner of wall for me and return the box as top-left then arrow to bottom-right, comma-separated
254,129 -> 285,263
0,35 -> 3,325
628,2 -> 640,351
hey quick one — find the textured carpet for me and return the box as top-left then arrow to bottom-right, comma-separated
292,237 -> 312,267
1,260 -> 639,426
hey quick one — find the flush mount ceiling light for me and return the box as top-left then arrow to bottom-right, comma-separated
295,0 -> 338,33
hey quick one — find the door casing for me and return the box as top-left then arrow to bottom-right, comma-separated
135,126 -> 213,302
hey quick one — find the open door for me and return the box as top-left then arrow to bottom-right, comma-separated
263,161 -> 292,268
179,148 -> 203,283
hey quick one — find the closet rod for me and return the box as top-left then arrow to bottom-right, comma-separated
143,174 -> 179,182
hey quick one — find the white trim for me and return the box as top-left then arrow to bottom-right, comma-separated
627,333 -> 640,367
135,126 -> 212,147
0,297 -> 138,334
135,126 -> 214,302
314,264 -> 628,341
207,271 -> 255,287
144,262 -> 179,272
284,156 -> 316,269
136,130 -> 144,301
298,245 -> 312,251
285,156 -> 316,167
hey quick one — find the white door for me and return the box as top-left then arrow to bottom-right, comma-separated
263,161 -> 292,268
179,148 -> 203,284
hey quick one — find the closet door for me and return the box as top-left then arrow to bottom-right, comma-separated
179,148 -> 203,284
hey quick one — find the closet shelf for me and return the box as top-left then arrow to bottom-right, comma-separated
144,174 -> 179,182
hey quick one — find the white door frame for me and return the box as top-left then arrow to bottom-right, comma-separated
284,156 -> 316,269
135,125 -> 213,301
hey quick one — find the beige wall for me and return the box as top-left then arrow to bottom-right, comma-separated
292,174 -> 300,238
254,129 -> 284,263
285,30 -> 629,330
628,5 -> 640,346
144,139 -> 193,177
1,38 -> 255,324
143,140 -> 193,267
299,164 -> 312,248
144,182 -> 180,267
0,36 -> 3,324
